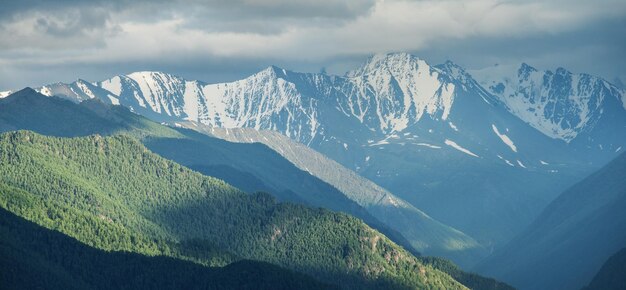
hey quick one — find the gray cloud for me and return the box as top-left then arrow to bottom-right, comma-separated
195,0 -> 376,19
413,15 -> 626,77
0,0 -> 624,90
34,8 -> 112,37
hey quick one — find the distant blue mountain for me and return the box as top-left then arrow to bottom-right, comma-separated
476,152 -> 626,290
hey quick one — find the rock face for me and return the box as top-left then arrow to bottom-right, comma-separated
473,63 -> 626,160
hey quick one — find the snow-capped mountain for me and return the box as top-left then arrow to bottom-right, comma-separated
9,52 -> 625,254
94,68 -> 323,144
339,53 -> 457,133
0,91 -> 12,98
97,72 -> 203,120
37,79 -> 121,104
472,63 -> 626,155
85,53 -> 515,149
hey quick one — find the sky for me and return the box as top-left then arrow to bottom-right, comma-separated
0,0 -> 625,89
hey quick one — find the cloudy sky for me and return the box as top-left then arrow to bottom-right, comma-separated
1,0 -> 625,89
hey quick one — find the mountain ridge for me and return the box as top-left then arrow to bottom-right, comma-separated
0,129 -> 471,289
475,152 -> 626,290
3,52 -> 624,256
471,62 -> 626,142
177,122 -> 488,266
0,89 -> 490,270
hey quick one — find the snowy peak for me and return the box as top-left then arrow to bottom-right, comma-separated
10,52 -> 622,150
126,71 -> 181,81
436,60 -> 501,105
96,71 -> 203,119
34,79 -> 119,104
346,52 -> 427,77
25,53 -> 505,145
241,65 -> 296,87
342,53 -> 457,133
125,71 -> 187,115
436,60 -> 467,79
258,65 -> 291,78
189,65 -> 324,144
474,63 -> 626,142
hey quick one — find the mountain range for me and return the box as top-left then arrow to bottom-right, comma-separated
0,88 -> 515,290
472,62 -> 626,160
1,52 -> 625,289
4,53 -> 624,253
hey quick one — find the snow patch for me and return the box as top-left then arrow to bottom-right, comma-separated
75,81 -> 95,99
415,143 -> 441,149
492,124 -> 517,152
517,160 -> 527,168
99,76 -> 123,96
448,122 -> 459,132
183,81 -> 200,121
369,137 -> 392,146
497,155 -> 515,167
39,86 -> 52,96
386,196 -> 400,207
0,91 -> 12,98
540,160 -> 549,165
445,139 -> 479,158
107,95 -> 120,105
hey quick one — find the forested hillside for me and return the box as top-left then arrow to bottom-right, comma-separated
0,207 -> 335,290
0,88 -> 414,255
0,131 -> 467,290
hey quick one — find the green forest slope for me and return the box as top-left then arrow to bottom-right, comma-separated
0,131 -> 466,290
